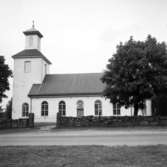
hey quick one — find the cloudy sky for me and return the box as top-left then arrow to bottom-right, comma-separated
1,0 -> 167,106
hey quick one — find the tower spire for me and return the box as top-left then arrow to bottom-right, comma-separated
23,22 -> 43,50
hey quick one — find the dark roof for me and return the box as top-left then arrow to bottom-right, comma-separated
29,73 -> 105,97
29,84 -> 41,95
12,49 -> 51,64
23,27 -> 43,38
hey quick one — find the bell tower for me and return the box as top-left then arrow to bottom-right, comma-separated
24,21 -> 43,50
12,23 -> 51,119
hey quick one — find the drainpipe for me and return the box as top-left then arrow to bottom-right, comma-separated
30,98 -> 32,113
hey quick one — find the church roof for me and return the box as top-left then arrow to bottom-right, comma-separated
23,27 -> 43,38
12,49 -> 51,64
28,73 -> 105,97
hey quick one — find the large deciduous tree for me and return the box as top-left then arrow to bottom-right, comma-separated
5,98 -> 12,119
0,56 -> 12,103
102,35 -> 167,116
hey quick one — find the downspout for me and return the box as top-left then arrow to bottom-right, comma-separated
30,97 -> 32,113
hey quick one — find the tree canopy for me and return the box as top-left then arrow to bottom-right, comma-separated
5,98 -> 12,119
0,56 -> 12,103
102,35 -> 167,116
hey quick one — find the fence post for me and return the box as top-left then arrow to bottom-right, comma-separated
56,112 -> 62,128
29,113 -> 34,128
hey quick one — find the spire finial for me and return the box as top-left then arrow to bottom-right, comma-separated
32,20 -> 35,28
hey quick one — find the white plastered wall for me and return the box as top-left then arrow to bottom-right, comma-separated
25,35 -> 41,50
12,58 -> 49,119
31,96 -> 152,123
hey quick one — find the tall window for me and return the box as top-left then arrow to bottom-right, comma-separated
24,61 -> 31,73
22,103 -> 29,117
77,100 -> 84,117
113,103 -> 121,115
41,101 -> 48,116
95,100 -> 102,116
59,101 -> 66,116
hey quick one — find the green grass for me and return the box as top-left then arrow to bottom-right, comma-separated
0,145 -> 167,167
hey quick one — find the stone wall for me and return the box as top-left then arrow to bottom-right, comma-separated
56,115 -> 167,128
0,112 -> 7,120
0,113 -> 34,129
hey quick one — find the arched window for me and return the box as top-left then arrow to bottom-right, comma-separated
77,100 -> 84,117
22,103 -> 29,117
95,100 -> 102,116
59,101 -> 66,116
113,103 -> 120,115
41,101 -> 48,116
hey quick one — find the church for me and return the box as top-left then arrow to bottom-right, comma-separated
12,25 -> 152,123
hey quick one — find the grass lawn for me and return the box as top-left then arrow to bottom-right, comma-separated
0,145 -> 167,167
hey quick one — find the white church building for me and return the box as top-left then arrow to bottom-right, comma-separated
12,25 -> 152,123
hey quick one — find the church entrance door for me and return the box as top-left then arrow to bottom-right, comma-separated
77,100 -> 84,117
77,108 -> 84,117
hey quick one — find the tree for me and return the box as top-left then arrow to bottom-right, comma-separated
0,56 -> 12,103
5,98 -> 12,119
152,95 -> 167,116
102,35 -> 167,116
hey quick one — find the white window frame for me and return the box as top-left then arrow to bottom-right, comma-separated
59,101 -> 66,116
95,100 -> 102,116
41,101 -> 48,116
77,100 -> 84,117
113,103 -> 121,116
22,103 -> 29,117
24,61 -> 31,73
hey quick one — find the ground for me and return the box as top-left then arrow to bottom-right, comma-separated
0,145 -> 167,167
1,127 -> 167,146
0,127 -> 167,166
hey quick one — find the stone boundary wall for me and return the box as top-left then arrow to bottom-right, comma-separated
56,114 -> 167,128
0,113 -> 34,129
0,112 -> 7,120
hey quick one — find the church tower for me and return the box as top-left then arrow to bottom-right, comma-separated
12,23 -> 51,119
24,21 -> 42,50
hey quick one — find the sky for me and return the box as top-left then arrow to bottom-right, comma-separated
1,0 -> 167,107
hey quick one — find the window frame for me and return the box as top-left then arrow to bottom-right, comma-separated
95,100 -> 102,116
113,103 -> 121,116
24,61 -> 31,73
22,103 -> 29,117
76,100 -> 84,117
59,101 -> 66,116
41,101 -> 48,117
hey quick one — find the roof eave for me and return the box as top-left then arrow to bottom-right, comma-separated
23,31 -> 43,38
28,92 -> 103,98
12,53 -> 52,65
